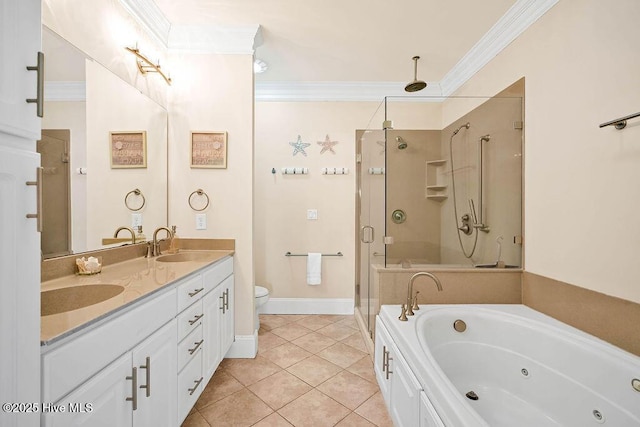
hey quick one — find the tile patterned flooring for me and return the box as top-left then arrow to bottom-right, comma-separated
182,314 -> 393,427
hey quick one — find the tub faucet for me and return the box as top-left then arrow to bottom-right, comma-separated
152,227 -> 173,256
114,226 -> 136,244
400,272 -> 443,321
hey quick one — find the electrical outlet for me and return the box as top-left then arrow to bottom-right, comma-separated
195,214 -> 207,230
307,209 -> 318,220
131,213 -> 143,229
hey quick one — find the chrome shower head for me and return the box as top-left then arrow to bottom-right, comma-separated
404,56 -> 427,93
396,136 -> 408,149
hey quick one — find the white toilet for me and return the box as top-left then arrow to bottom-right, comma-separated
254,286 -> 270,330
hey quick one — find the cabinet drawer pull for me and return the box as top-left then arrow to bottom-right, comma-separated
386,355 -> 393,380
188,288 -> 204,297
219,295 -> 225,313
26,52 -> 44,118
382,345 -> 388,373
223,289 -> 229,310
139,356 -> 151,397
126,367 -> 138,410
25,167 -> 43,232
188,313 -> 204,325
188,339 -> 204,355
188,377 -> 204,395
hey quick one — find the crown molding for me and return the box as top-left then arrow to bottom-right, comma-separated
44,82 -> 86,102
168,25 -> 262,54
118,0 -> 171,47
255,81 -> 443,102
440,0 -> 559,96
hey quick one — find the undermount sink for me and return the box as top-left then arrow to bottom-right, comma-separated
41,284 -> 125,316
155,252 -> 215,263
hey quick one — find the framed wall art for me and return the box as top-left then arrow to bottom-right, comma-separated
109,131 -> 147,168
191,131 -> 228,169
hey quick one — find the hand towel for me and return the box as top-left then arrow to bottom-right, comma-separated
307,253 -> 322,285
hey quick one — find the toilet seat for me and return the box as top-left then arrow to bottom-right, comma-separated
255,286 -> 269,298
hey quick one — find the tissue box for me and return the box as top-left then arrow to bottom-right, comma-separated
76,256 -> 102,275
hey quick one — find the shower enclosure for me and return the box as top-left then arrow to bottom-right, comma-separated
355,82 -> 524,337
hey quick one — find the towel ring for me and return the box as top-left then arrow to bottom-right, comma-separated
188,189 -> 210,211
124,188 -> 146,211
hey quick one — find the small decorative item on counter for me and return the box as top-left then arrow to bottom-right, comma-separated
168,225 -> 180,254
136,225 -> 146,242
76,256 -> 102,275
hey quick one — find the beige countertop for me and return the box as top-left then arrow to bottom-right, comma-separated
41,250 -> 234,346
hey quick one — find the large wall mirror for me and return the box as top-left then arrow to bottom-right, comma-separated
41,27 -> 168,258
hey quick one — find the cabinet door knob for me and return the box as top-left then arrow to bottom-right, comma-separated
26,52 -> 44,118
126,367 -> 138,410
139,356 -> 151,397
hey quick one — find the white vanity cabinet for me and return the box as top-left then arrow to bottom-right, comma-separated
0,1 -> 43,426
177,256 -> 234,424
44,320 -> 177,427
375,317 -> 425,427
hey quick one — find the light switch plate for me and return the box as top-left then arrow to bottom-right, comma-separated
307,209 -> 318,220
131,213 -> 143,229
195,214 -> 207,230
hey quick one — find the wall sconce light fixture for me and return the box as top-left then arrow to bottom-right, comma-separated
125,44 -> 172,85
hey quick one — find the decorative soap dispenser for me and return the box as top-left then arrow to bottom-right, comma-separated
168,225 -> 180,254
135,225 -> 146,242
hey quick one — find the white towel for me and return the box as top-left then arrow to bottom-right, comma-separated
307,253 -> 322,285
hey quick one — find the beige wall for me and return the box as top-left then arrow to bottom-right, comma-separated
453,0 -> 640,303
168,53 -> 255,336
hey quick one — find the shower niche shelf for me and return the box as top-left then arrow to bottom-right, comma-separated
426,159 -> 448,201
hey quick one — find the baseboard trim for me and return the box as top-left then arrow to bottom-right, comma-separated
260,298 -> 354,315
224,331 -> 258,359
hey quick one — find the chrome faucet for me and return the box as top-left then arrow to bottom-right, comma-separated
399,272 -> 443,321
152,227 -> 173,256
114,226 -> 136,244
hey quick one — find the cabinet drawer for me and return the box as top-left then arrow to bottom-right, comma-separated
203,257 -> 233,294
177,300 -> 204,341
178,350 -> 203,424
177,274 -> 205,313
178,325 -> 203,373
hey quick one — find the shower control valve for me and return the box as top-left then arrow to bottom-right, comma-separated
458,214 -> 473,236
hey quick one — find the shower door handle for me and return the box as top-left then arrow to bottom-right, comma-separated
360,226 -> 374,244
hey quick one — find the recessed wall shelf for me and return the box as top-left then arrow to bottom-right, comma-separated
426,159 -> 448,201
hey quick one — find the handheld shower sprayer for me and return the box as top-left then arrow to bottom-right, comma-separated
452,122 -> 470,136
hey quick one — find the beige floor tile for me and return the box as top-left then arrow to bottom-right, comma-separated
340,331 -> 368,353
270,323 -> 312,341
279,389 -> 351,427
316,371 -> 379,410
199,389 -> 273,427
334,412 -> 376,427
295,316 -> 334,331
316,314 -> 351,323
354,392 -> 394,427
277,314 -> 310,322
316,323 -> 358,341
195,370 -> 244,410
251,412 -> 294,426
345,355 -> 377,384
261,342 -> 312,368
291,332 -> 337,354
317,342 -> 368,368
335,317 -> 359,330
286,355 -> 343,387
258,330 -> 288,354
224,356 -> 282,386
181,410 -> 210,427
260,315 -> 291,331
248,370 -> 312,410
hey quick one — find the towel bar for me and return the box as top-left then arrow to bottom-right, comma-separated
285,252 -> 343,257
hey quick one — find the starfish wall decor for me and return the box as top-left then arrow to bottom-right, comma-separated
318,134 -> 339,154
289,135 -> 311,156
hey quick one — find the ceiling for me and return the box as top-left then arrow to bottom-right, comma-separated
153,0 -> 518,85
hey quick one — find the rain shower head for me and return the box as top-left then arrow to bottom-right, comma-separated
396,136 -> 408,149
405,56 -> 427,93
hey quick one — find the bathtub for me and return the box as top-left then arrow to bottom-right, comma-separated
378,304 -> 640,426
